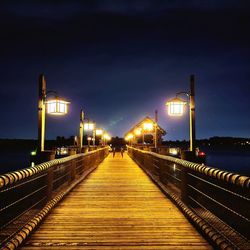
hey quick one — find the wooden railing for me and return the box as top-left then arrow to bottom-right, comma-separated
128,146 -> 250,250
0,147 -> 109,249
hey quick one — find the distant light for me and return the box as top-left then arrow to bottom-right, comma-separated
166,97 -> 186,116
134,128 -> 142,136
173,163 -> 176,171
96,129 -> 103,135
143,122 -> 153,131
31,151 -> 36,156
198,151 -> 206,156
87,137 -> 92,141
84,123 -> 94,130
169,148 -> 178,155
46,98 -> 70,115
104,134 -> 111,140
125,133 -> 134,141
56,147 -> 68,155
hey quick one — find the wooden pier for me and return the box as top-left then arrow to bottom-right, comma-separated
19,153 -> 211,249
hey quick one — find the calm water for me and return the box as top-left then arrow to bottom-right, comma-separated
0,149 -> 249,176
0,150 -> 31,175
204,149 -> 250,176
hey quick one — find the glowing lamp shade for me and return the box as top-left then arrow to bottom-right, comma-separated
143,122 -> 153,131
96,129 -> 103,136
104,134 -> 111,140
84,123 -> 94,130
46,98 -> 69,115
166,97 -> 187,116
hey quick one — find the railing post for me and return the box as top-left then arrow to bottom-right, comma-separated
180,166 -> 189,204
46,168 -> 54,202
159,159 -> 167,185
70,159 -> 76,181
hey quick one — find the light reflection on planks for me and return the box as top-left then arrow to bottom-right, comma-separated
20,153 -> 212,249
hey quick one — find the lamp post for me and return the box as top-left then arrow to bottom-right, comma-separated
103,133 -> 111,144
125,133 -> 134,146
84,120 -> 95,146
166,74 -> 196,153
92,122 -> 96,146
79,109 -> 84,151
154,110 -> 158,149
37,74 -> 69,154
96,129 -> 104,146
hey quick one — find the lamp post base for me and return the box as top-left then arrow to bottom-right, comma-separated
30,150 -> 56,165
181,150 -> 206,164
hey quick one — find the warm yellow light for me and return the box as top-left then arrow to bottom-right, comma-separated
84,123 -> 94,130
96,129 -> 103,135
87,136 -> 92,141
166,97 -> 187,116
46,98 -> 70,115
104,133 -> 111,140
143,122 -> 153,131
125,133 -> 134,141
169,148 -> 179,155
134,128 -> 142,136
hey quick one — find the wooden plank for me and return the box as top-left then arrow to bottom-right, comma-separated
20,153 -> 212,249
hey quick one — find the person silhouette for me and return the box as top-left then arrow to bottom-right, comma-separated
120,147 -> 124,158
112,147 -> 116,158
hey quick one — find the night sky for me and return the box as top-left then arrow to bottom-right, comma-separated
0,0 -> 250,140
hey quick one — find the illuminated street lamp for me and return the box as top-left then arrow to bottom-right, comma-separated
103,133 -> 111,145
79,109 -> 84,150
84,120 -> 96,146
165,75 -> 196,152
84,122 -> 94,130
166,97 -> 187,116
46,98 -> 69,115
125,133 -> 134,146
104,133 -> 111,141
96,128 -> 104,146
38,74 -> 70,153
96,129 -> 103,136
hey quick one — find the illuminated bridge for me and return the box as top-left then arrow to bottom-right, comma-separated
0,147 -> 249,250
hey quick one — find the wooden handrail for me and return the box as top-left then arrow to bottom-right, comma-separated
127,146 -> 250,249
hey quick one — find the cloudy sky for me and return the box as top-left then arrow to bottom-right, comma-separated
0,0 -> 249,140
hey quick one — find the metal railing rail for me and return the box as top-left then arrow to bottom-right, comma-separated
128,146 -> 250,250
0,147 -> 109,249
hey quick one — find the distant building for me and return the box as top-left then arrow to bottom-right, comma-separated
124,116 -> 166,146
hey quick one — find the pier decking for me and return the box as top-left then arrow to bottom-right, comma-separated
20,152 -> 211,249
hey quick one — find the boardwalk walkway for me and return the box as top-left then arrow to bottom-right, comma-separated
20,152 -> 212,249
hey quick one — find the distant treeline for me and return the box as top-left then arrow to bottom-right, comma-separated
0,136 -> 76,152
162,136 -> 250,150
